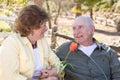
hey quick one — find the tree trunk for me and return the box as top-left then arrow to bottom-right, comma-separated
51,26 -> 57,49
75,3 -> 82,17
7,0 -> 10,6
33,0 -> 43,7
54,2 -> 61,25
89,8 -> 93,20
46,0 -> 51,29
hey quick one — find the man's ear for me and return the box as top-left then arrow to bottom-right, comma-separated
92,26 -> 95,34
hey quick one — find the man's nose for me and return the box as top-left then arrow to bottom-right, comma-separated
73,30 -> 80,35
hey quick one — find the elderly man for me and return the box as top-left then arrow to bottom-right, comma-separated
56,16 -> 120,80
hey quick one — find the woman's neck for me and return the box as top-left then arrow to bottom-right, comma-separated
32,42 -> 37,48
27,35 -> 37,48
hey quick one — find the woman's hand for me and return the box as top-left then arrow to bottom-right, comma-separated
47,67 -> 57,77
39,66 -> 58,80
27,78 -> 32,80
39,69 -> 49,79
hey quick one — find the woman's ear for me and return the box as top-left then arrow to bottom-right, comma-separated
29,27 -> 34,36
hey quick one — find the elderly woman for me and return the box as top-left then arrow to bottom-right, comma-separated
0,5 -> 59,80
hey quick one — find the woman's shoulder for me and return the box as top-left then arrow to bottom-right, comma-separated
2,33 -> 22,45
3,33 -> 17,41
5,33 -> 19,39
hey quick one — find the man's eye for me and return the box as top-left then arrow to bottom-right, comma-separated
78,26 -> 82,29
73,26 -> 75,30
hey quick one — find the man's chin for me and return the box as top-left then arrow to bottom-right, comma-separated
75,39 -> 83,43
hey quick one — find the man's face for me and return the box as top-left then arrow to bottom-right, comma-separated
72,23 -> 94,46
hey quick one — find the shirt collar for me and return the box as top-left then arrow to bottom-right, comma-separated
76,38 -> 104,51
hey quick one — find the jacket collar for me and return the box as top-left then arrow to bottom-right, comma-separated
15,33 -> 31,46
93,38 -> 107,50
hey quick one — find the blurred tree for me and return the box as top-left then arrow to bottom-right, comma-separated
71,2 -> 82,17
0,0 -> 28,13
0,0 -> 3,3
53,0 -> 62,25
74,0 -> 117,19
84,0 -> 100,19
114,0 -> 120,12
33,0 -> 44,7
75,0 -> 100,19
45,0 -> 52,28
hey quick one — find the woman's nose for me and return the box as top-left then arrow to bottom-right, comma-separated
44,25 -> 48,31
45,25 -> 48,31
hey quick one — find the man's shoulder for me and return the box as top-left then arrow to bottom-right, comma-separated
56,41 -> 72,58
100,43 -> 109,49
95,40 -> 109,50
56,41 -> 72,54
57,41 -> 71,49
98,42 -> 116,54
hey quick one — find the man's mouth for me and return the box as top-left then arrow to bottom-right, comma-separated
75,35 -> 83,38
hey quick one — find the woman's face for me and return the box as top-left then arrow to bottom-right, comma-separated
33,23 -> 48,40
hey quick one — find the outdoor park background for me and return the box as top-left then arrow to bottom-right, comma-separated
0,0 -> 120,54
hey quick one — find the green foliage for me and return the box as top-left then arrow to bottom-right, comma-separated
84,0 -> 100,8
0,0 -> 28,13
75,0 -> 117,12
114,0 -> 120,12
56,61 -> 67,77
0,0 -> 3,3
61,29 -> 70,35
75,0 -> 85,3
0,21 -> 12,32
76,0 -> 101,9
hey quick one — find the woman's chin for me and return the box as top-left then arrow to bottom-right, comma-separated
39,35 -> 44,39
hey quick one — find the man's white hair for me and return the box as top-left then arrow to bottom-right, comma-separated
73,15 -> 94,27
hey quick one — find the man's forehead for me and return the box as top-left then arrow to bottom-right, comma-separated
72,16 -> 94,27
73,16 -> 87,26
73,19 -> 86,26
